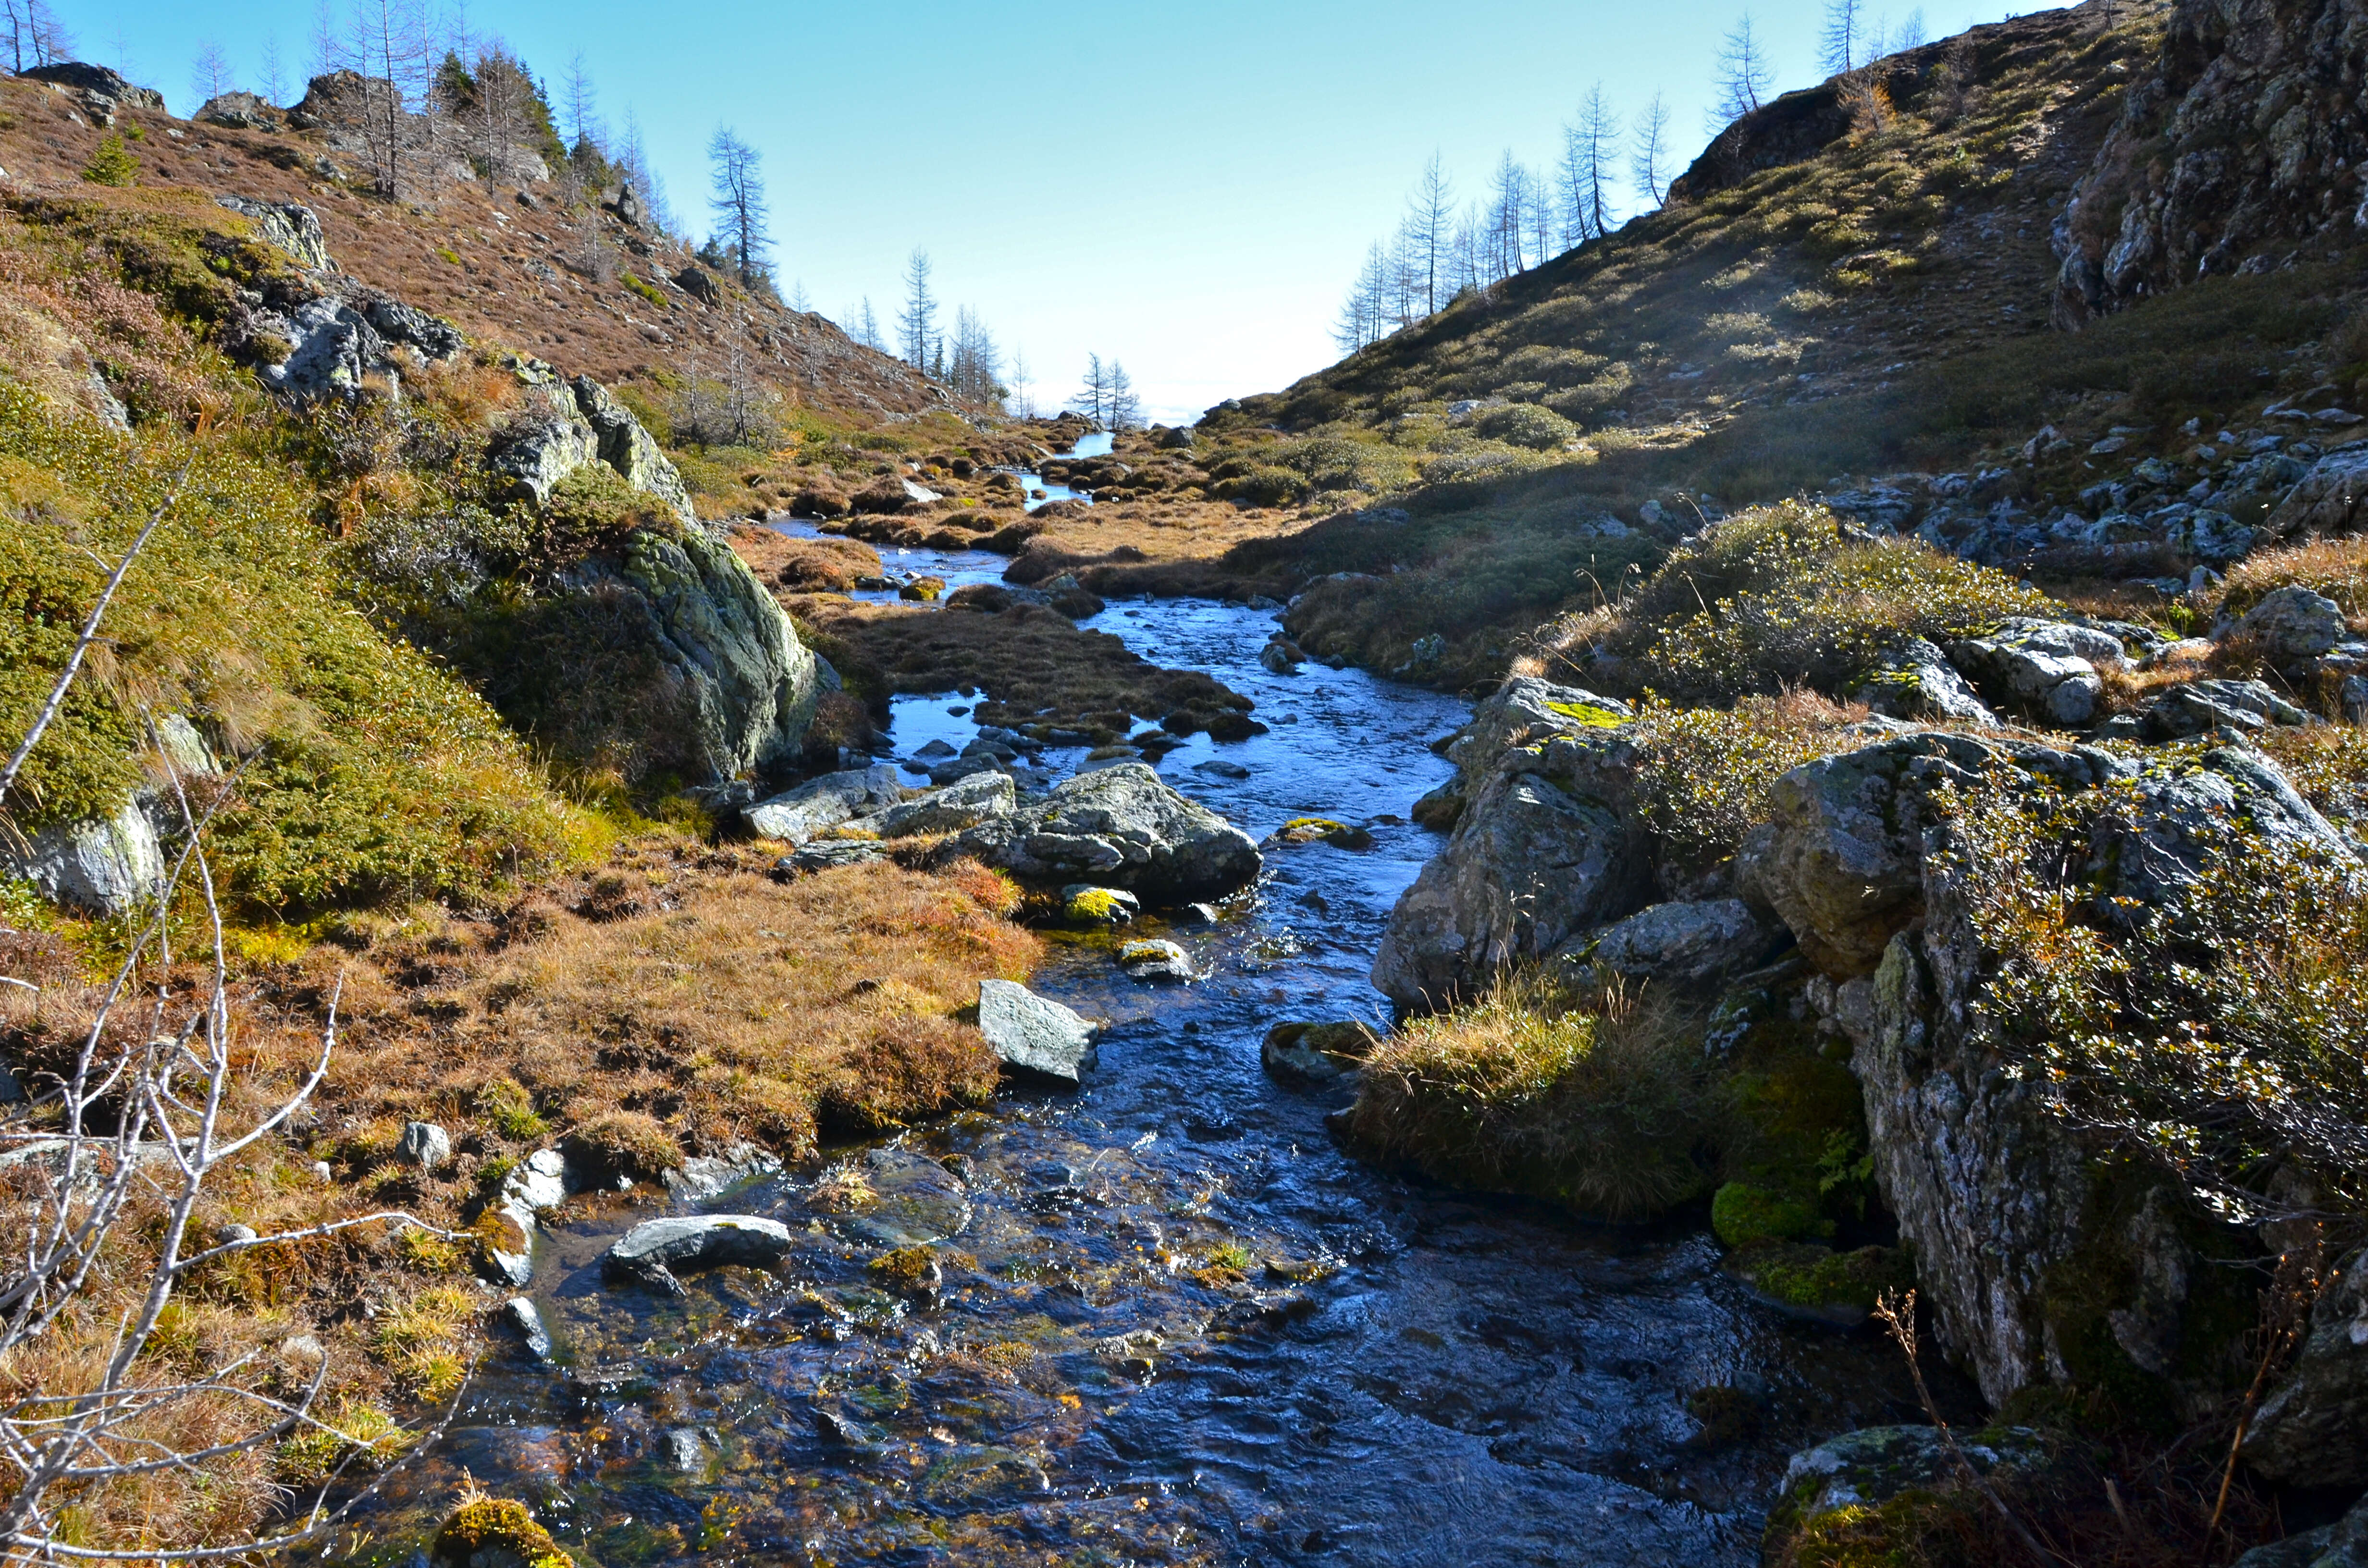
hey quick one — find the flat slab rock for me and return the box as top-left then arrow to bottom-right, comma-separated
602,1215 -> 796,1295
977,978 -> 1096,1083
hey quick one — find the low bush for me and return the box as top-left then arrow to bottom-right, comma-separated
1475,403 -> 1578,450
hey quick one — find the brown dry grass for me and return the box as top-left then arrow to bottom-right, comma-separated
0,831 -> 1043,1552
781,590 -> 1258,744
728,522 -> 883,593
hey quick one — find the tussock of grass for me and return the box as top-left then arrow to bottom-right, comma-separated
1342,975 -> 1713,1220
2203,535 -> 2368,626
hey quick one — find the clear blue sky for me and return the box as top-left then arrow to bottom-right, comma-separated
64,0 -> 2041,423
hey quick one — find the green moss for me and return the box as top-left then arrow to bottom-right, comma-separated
1061,886 -> 1131,924
1275,816 -> 1376,848
431,1498 -> 573,1568
867,1244 -> 940,1291
621,273 -> 667,309
1712,1182 -> 1831,1247
1542,698 -> 1628,726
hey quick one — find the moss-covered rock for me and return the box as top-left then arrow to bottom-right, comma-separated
430,1498 -> 573,1568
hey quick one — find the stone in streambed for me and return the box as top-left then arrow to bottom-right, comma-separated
501,1296 -> 555,1361
854,770 -> 1014,837
977,978 -> 1096,1084
1261,1021 -> 1380,1087
1060,884 -> 1139,925
1269,817 -> 1375,849
1117,938 -> 1196,983
602,1214 -> 796,1295
955,762 -> 1261,899
744,765 -> 902,842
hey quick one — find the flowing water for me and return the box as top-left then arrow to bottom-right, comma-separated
349,529 -> 1953,1568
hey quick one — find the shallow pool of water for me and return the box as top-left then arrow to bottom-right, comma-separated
345,549 -> 1950,1567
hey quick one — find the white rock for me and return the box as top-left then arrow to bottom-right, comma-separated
976,979 -> 1096,1084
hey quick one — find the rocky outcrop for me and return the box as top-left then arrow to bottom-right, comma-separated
1,797 -> 164,918
215,196 -> 329,270
1579,898 -> 1785,988
743,766 -> 903,842
1852,637 -> 1998,725
2055,0 -> 2368,322
1946,617 -> 2128,726
2265,444 -> 2368,537
953,764 -> 1261,900
1373,753 -> 1648,1010
20,63 -> 162,120
1738,731 -> 2124,978
196,91 -> 281,131
1412,676 -> 1632,830
491,366 -> 696,527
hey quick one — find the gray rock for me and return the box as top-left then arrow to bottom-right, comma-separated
572,376 -> 695,527
216,1223 -> 259,1247
744,766 -> 904,842
1737,732 -> 2124,977
1948,618 -> 2123,725
2243,1251 -> 2368,1487
664,1427 -> 707,1473
214,196 -> 331,271
1260,1021 -> 1380,1087
197,91 -> 282,130
603,1214 -> 796,1295
2264,444 -> 2368,539
2346,674 -> 2368,723
977,979 -> 1096,1084
954,763 -> 1261,900
501,1296 -> 554,1361
854,770 -> 1014,837
2139,678 -> 2314,740
2237,586 -> 2349,668
1372,756 -> 1647,1010
480,1148 -> 573,1287
1258,639 -> 1303,674
1853,637 -> 1997,725
2090,746 -> 2353,917
838,1146 -> 972,1246
489,385 -> 603,507
363,298 -> 465,361
1441,675 -> 1632,786
256,297 -> 384,399
662,1141 -> 783,1203
2233,1492 -> 2368,1568
1116,938 -> 1196,983
1192,759 -> 1251,780
590,528 -> 826,785
1569,898 -> 1785,988
21,63 -> 163,115
1776,1425 -> 2052,1533
397,1121 -> 451,1171
0,797 -> 163,918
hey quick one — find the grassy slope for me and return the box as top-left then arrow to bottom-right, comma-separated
1106,0 -> 2366,688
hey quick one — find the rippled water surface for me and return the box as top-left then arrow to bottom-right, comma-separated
351,539 -> 1945,1567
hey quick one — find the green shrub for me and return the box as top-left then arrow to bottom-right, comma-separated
1622,695 -> 1869,871
1623,501 -> 2055,701
80,134 -> 137,187
621,273 -> 667,309
1476,403 -> 1579,450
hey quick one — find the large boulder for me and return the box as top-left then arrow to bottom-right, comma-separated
2243,1250 -> 2368,1488
1851,637 -> 1997,725
1575,898 -> 1786,989
953,764 -> 1260,900
2136,677 -> 2314,740
1414,676 -> 1631,829
2235,586 -> 2349,670
854,771 -> 1014,838
2233,1493 -> 2368,1568
0,797 -> 164,919
2088,746 -> 2350,915
2264,444 -> 2368,539
1373,756 -> 1648,1010
20,62 -> 162,115
1738,732 -> 2125,978
743,766 -> 903,842
601,529 -> 827,785
1947,618 -> 2127,726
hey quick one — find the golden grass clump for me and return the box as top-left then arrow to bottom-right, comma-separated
1343,975 -> 1712,1221
2206,534 -> 2368,626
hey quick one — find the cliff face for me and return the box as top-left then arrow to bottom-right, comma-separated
2056,0 -> 2368,323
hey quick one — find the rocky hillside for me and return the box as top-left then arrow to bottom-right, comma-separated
1,65 -> 936,421
1141,0 -> 2368,692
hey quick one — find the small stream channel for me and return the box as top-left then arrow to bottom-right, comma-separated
347,505 -> 1946,1568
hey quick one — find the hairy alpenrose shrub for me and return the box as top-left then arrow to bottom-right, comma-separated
1624,502 -> 2057,701
1937,763 -> 2368,1217
1344,975 -> 1713,1220
1621,692 -> 1872,872
1475,402 -> 1579,450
